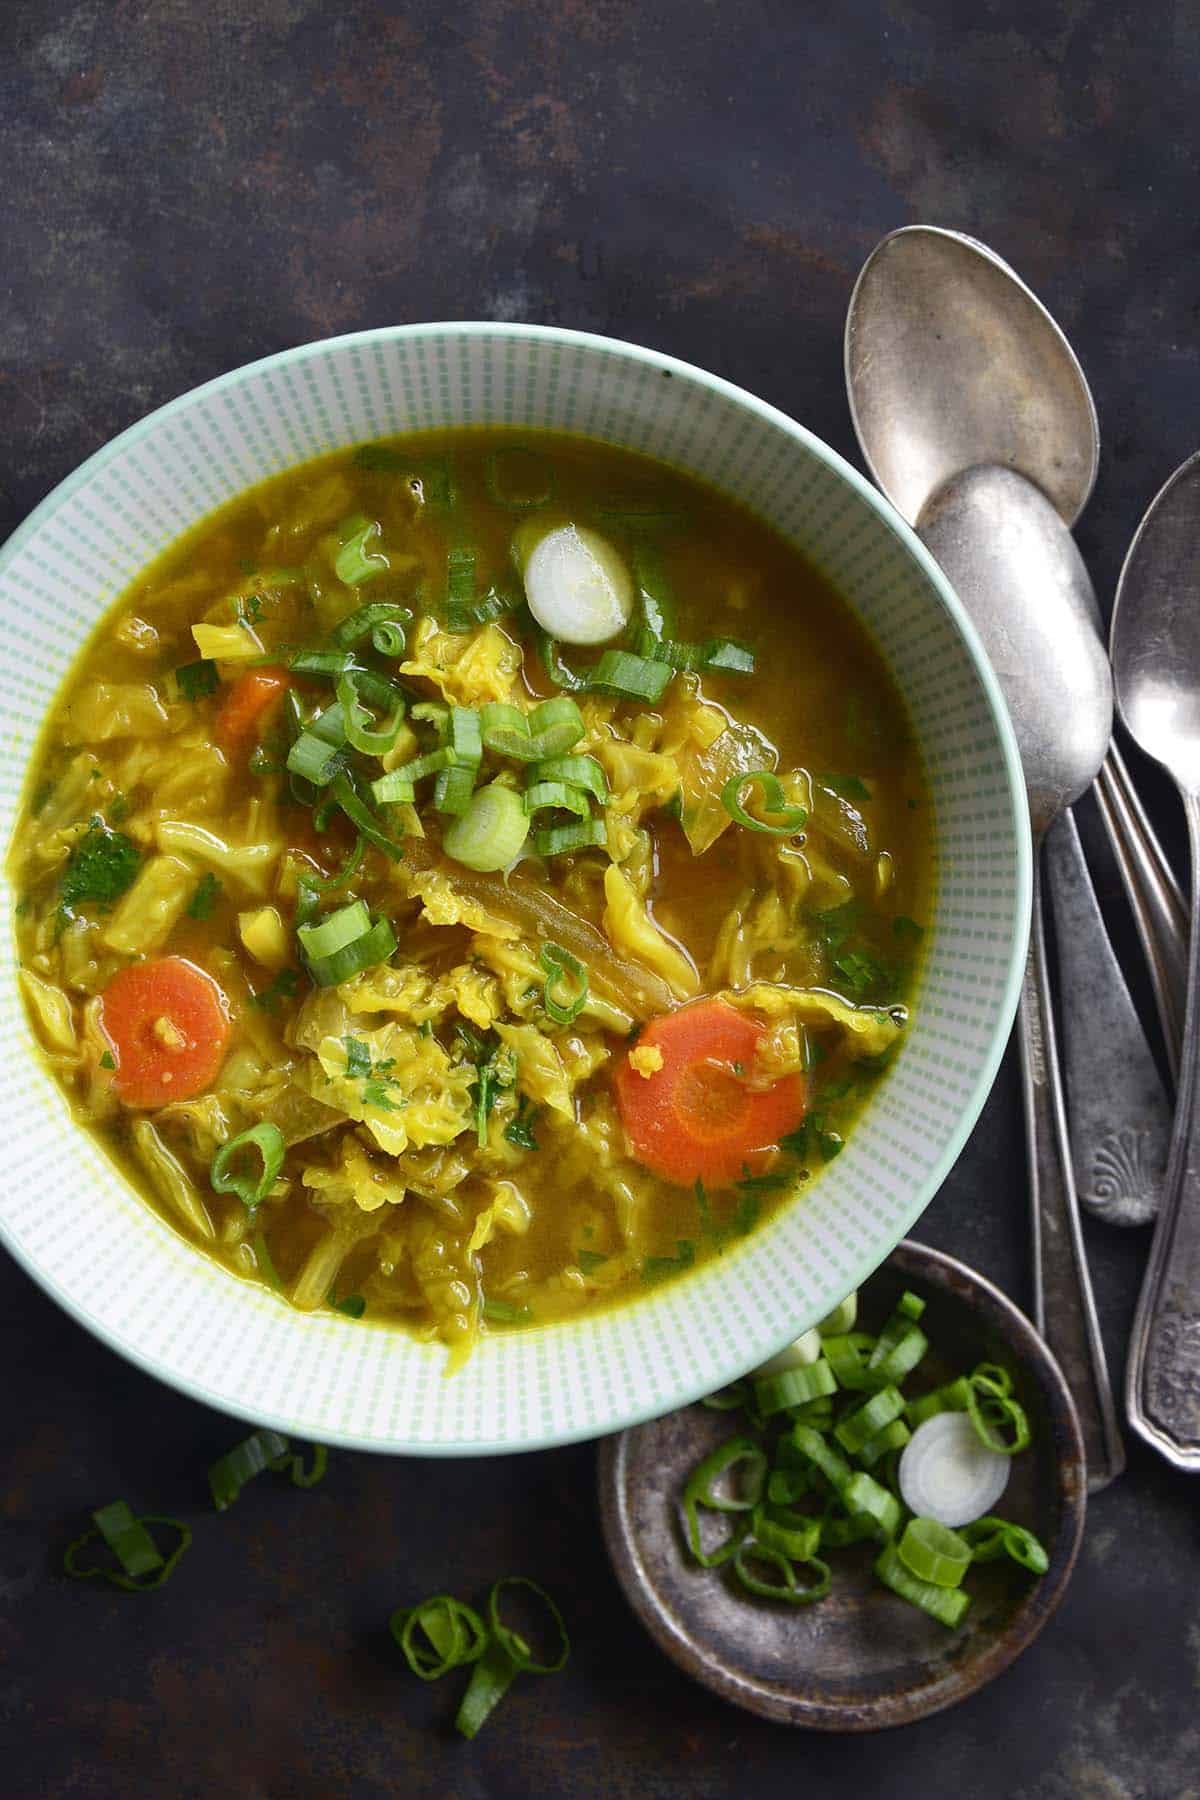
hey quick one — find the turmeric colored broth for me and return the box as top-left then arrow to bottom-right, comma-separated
9,431 -> 931,1363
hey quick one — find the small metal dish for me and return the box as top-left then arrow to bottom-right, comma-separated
598,1240 -> 1086,1731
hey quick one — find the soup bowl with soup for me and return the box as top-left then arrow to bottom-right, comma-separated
0,326 -> 1029,1453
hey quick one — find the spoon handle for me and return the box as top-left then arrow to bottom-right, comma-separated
1045,807 -> 1171,1226
1023,855 -> 1126,1489
1126,787 -> 1200,1469
1094,743 -> 1189,1079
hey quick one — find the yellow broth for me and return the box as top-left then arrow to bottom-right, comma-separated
9,430 -> 931,1362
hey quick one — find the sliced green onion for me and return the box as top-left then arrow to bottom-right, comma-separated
875,1541 -> 972,1629
488,1575 -> 570,1674
751,1507 -> 822,1563
527,754 -> 609,803
897,1517 -> 972,1588
819,1501 -> 878,1548
754,1328 -> 823,1378
701,1382 -> 752,1414
634,628 -> 755,675
286,727 -> 345,786
433,763 -> 477,815
369,769 -> 416,805
539,942 -> 589,1025
271,1443 -> 328,1489
966,1379 -> 1032,1455
868,1320 -> 929,1386
721,771 -> 807,836
840,1471 -> 902,1541
963,1517 -> 1049,1574
588,648 -> 673,702
336,667 -> 407,755
442,781 -> 529,872
898,1290 -> 926,1321
306,916 -> 397,987
820,1332 -> 878,1391
297,898 -> 370,961
455,1640 -> 520,1740
480,696 -> 586,762
898,1410 -> 1010,1527
288,648 -> 356,677
410,698 -> 450,740
753,1359 -> 837,1417
449,705 -> 483,765
63,1503 -> 191,1592
856,1416 -> 911,1468
331,770 -> 405,860
686,1436 -> 767,1514
210,1122 -> 285,1212
732,1542 -> 830,1605
535,629 -> 590,692
207,1428 -> 291,1511
971,1362 -> 1013,1397
445,546 -> 477,632
789,1423 -> 854,1495
818,1292 -> 858,1335
834,1384 -> 906,1455
392,746 -> 461,783
532,816 -> 607,858
331,601 -> 411,655
390,1596 -> 488,1680
524,781 -> 591,821
906,1375 -> 973,1427
335,518 -> 387,586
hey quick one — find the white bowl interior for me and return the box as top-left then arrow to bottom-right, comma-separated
0,325 -> 1029,1452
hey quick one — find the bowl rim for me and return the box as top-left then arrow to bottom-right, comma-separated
0,322 -> 1033,1453
597,1236 -> 1087,1730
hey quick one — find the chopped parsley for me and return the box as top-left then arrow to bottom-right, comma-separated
577,1250 -> 609,1275
483,1297 -> 533,1324
237,592 -> 265,629
251,968 -> 301,1014
108,794 -> 129,824
187,872 -> 222,920
175,659 -> 218,701
893,915 -> 925,945
341,1035 -> 404,1111
832,948 -> 887,997
640,1240 -> 696,1286
331,1292 -> 366,1319
99,1051 -> 116,1071
59,821 -> 141,916
503,1095 -> 540,1152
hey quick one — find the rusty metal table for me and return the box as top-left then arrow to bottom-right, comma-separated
2,5 -> 1197,1796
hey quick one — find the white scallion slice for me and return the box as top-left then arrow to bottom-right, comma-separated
753,1327 -> 822,1378
521,524 -> 633,645
898,1410 -> 1010,1528
817,1292 -> 857,1336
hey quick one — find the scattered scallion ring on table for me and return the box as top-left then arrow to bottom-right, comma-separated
720,770 -> 808,836
389,1576 -> 570,1740
210,1122 -> 286,1212
680,1281 -> 1050,1630
207,1429 -> 329,1511
63,1501 -> 192,1593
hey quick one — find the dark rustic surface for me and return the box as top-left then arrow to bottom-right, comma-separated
2,4 -> 1198,1797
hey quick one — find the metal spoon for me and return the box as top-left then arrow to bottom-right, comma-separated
1111,451 -> 1200,1470
918,464 -> 1125,1489
846,224 -> 1188,1093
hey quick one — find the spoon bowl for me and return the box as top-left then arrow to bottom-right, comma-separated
917,466 -> 1112,835
1112,451 -> 1200,783
845,226 -> 1098,529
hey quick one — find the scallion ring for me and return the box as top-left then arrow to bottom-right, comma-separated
487,1575 -> 570,1675
442,781 -> 530,873
732,1542 -> 830,1605
63,1502 -> 191,1592
390,1596 -> 488,1680
539,942 -> 589,1025
721,771 -> 807,836
336,667 -> 407,756
210,1122 -> 286,1213
897,1516 -> 972,1588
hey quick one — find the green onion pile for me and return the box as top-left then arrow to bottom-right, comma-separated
683,1284 -> 1048,1629
390,1577 -> 570,1739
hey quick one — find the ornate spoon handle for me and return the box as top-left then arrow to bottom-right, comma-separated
1044,806 -> 1171,1226
1127,787 -> 1200,1468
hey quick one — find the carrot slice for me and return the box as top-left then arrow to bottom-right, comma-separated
614,999 -> 805,1188
214,668 -> 291,753
99,957 -> 231,1108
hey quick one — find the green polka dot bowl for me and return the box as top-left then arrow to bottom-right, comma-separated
0,325 -> 1030,1454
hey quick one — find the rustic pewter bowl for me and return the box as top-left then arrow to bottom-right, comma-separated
598,1239 -> 1086,1730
